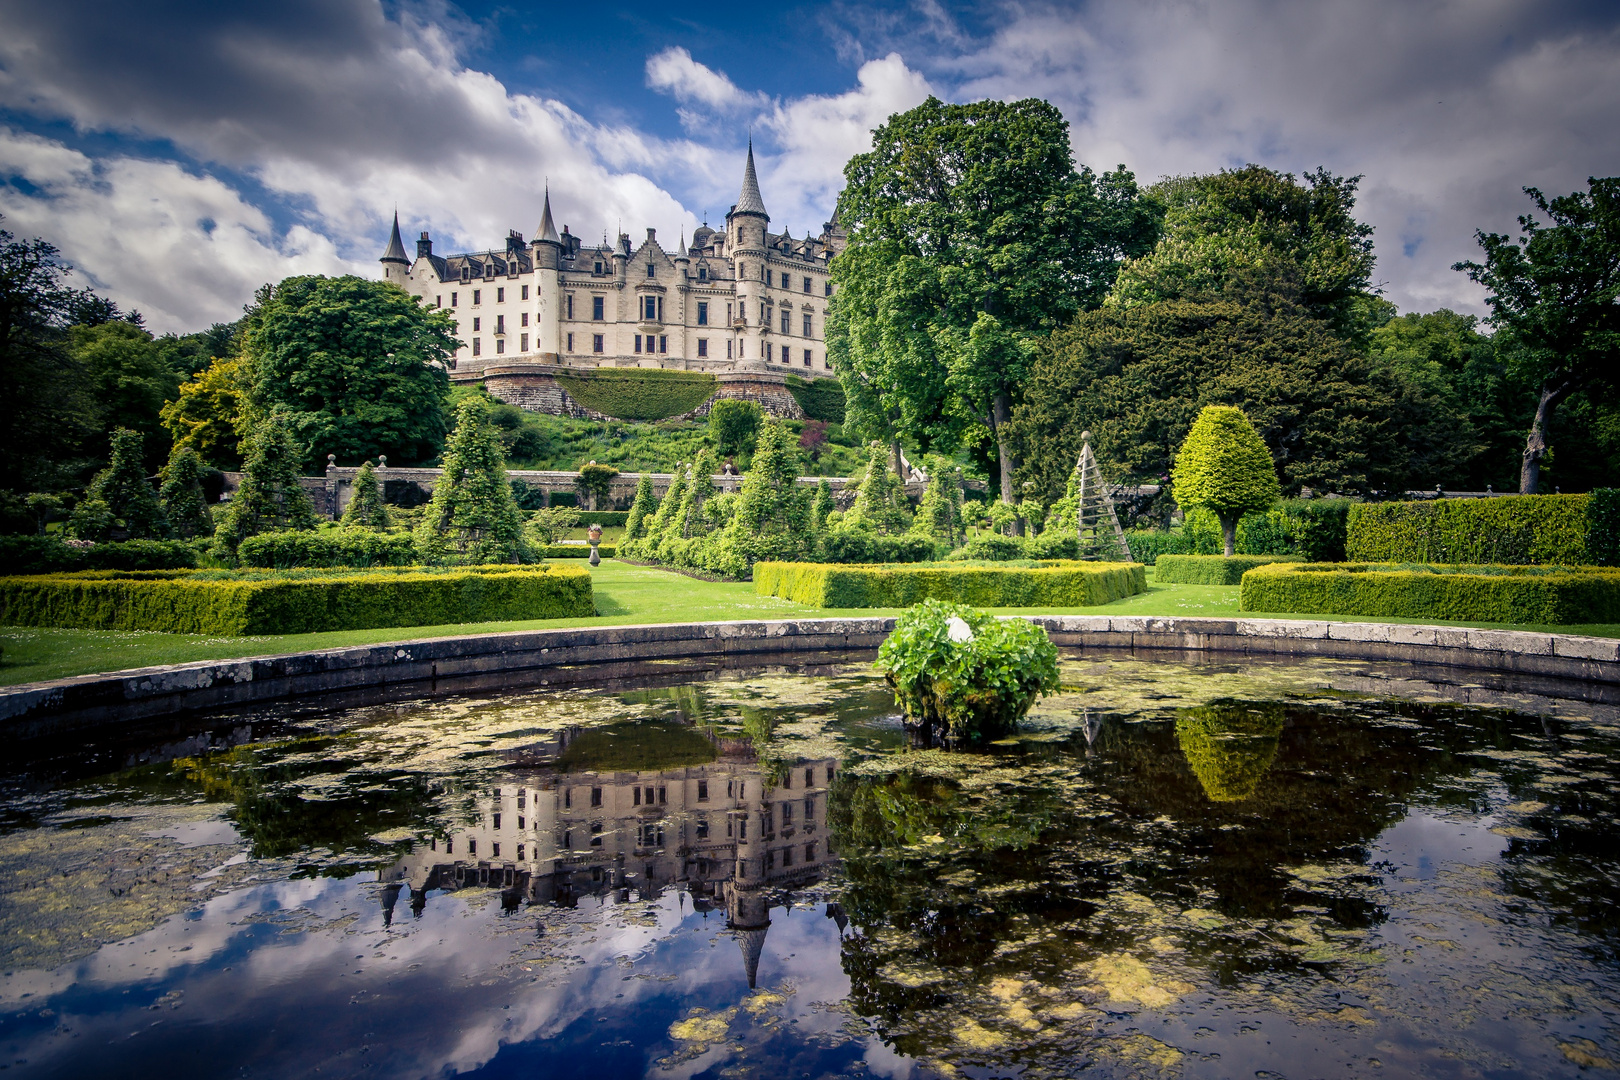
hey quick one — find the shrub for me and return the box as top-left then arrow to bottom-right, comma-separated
1345,495 -> 1589,565
709,398 -> 763,457
1122,530 -> 1188,565
911,457 -> 964,547
216,412 -> 318,553
810,478 -> 833,533
818,532 -> 942,564
528,504 -> 581,544
717,421 -> 813,571
0,536 -> 200,574
71,428 -> 171,541
945,534 -> 1028,561
1155,553 -> 1303,584
624,474 -> 657,541
554,369 -> 718,421
1291,499 -> 1352,562
237,529 -> 418,569
1026,531 -> 1080,560
785,374 -> 846,423
1172,406 -> 1280,556
754,560 -> 1147,609
1591,489 -> 1620,567
340,460 -> 391,529
578,510 -> 630,527
873,599 -> 1060,744
0,564 -> 593,634
843,443 -> 909,535
1239,561 -> 1620,624
417,399 -> 531,565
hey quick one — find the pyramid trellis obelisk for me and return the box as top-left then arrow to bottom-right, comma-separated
1075,431 -> 1133,562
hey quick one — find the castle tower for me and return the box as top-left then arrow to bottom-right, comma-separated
530,188 -> 563,361
726,141 -> 769,367
379,211 -> 410,287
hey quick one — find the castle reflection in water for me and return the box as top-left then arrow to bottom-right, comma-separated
378,724 -> 842,986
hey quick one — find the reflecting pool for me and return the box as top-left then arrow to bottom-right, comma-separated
2,654 -> 1619,1078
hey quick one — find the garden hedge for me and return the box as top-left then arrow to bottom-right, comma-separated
1238,561 -> 1620,624
1345,494 -> 1590,565
238,529 -> 419,569
754,560 -> 1147,609
820,531 -> 943,564
1155,553 -> 1304,585
0,564 -> 593,635
784,375 -> 846,423
536,543 -> 617,559
0,535 -> 198,574
554,369 -> 717,421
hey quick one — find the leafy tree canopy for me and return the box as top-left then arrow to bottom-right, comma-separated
69,428 -> 171,541
1110,165 -> 1377,337
161,355 -> 251,469
1455,176 -> 1620,492
242,275 -> 455,468
709,398 -> 762,458
68,320 -> 181,469
828,96 -> 1160,498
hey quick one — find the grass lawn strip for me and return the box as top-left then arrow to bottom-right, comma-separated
2,560 -> 1619,687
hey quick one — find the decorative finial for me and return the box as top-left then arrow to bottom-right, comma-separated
1081,430 -> 1092,442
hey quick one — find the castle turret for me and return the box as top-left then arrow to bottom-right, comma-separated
531,188 -> 563,360
727,142 -> 770,367
380,211 -> 410,287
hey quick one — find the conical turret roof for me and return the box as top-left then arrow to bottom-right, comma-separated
735,925 -> 768,989
536,187 -> 561,244
380,211 -> 409,264
734,140 -> 767,218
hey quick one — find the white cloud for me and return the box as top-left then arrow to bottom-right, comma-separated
646,47 -> 765,111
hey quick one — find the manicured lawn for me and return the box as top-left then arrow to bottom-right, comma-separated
1,559 -> 1616,687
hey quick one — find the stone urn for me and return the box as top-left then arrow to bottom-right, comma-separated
587,523 -> 603,567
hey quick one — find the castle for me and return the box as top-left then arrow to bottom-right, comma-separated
380,144 -> 846,417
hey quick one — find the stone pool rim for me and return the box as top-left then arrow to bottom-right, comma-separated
5,615 -> 1620,739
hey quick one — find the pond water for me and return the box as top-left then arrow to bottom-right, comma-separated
2,655 -> 1619,1079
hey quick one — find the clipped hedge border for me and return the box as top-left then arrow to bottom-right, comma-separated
554,369 -> 717,421
1239,561 -> 1620,624
537,543 -> 617,559
1346,495 -> 1590,565
0,564 -> 593,635
784,374 -> 846,423
1155,553 -> 1304,585
754,560 -> 1147,609
238,529 -> 418,569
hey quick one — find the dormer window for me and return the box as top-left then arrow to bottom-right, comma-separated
460,266 -> 470,282
595,261 -> 603,274
698,267 -> 708,282
647,263 -> 656,278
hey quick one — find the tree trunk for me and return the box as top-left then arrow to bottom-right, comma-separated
1220,512 -> 1237,557
990,392 -> 1021,536
891,439 -> 905,480
1521,377 -> 1571,494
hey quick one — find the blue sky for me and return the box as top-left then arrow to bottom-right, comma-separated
1,0 -> 1617,332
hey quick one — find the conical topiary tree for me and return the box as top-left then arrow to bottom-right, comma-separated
845,442 -> 909,535
912,456 -> 964,547
217,412 -> 318,553
1170,406 -> 1281,556
624,473 -> 656,541
69,428 -> 171,541
416,399 -> 529,564
644,461 -> 687,541
158,444 -> 215,539
720,420 -> 812,570
810,478 -> 833,534
340,460 -> 392,529
678,449 -> 719,538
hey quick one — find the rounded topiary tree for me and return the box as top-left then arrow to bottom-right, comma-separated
340,460 -> 391,529
1171,406 -> 1280,556
1174,702 -> 1285,802
575,461 -> 619,511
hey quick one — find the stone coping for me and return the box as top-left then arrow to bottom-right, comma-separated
4,615 -> 1619,740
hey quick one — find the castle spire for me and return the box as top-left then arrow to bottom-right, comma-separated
380,211 -> 409,264
537,186 -> 561,244
734,139 -> 768,218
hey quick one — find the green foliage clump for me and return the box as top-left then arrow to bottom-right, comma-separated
159,446 -> 215,539
842,444 -> 909,535
237,529 -> 417,569
416,399 -> 530,565
624,474 -> 656,540
818,532 -> 942,564
1589,489 -> 1620,567
754,560 -> 1146,609
945,534 -> 1027,561
0,564 -> 592,634
527,504 -> 581,545
873,600 -> 1061,743
215,413 -> 318,554
555,369 -> 717,421
1172,406 -> 1280,556
708,398 -> 763,457
534,543 -> 617,559
339,460 -> 391,529
1239,561 -> 1620,624
1120,530 -> 1188,565
0,535 -> 196,574
1175,702 -> 1287,802
810,478 -> 834,534
1345,495 -> 1589,565
70,428 -> 171,541
1154,553 -> 1304,585
784,375 -> 846,423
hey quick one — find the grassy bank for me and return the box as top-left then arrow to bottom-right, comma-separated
2,560 -> 1617,687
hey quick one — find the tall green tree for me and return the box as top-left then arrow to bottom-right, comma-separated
720,421 -> 812,567
69,320 -> 181,469
624,473 -> 657,540
1171,406 -> 1281,556
158,445 -> 215,539
340,460 -> 391,529
416,399 -> 528,565
242,275 -> 456,468
69,428 -> 171,541
1455,177 -> 1620,492
161,355 -> 251,469
828,97 -> 1160,506
217,412 -> 318,554
844,443 -> 910,535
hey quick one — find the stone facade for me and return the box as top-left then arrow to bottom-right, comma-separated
381,143 -> 844,419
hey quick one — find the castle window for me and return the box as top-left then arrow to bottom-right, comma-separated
698,780 -> 709,801
497,287 -> 505,303
594,261 -> 603,274
473,289 -> 481,305
521,333 -> 529,351
698,267 -> 708,281
567,332 -> 574,352
760,303 -> 767,324
461,267 -> 470,282
780,309 -> 789,334
825,281 -> 833,296
738,262 -> 745,279
468,838 -> 476,856
593,334 -> 603,353
645,263 -> 654,278
522,284 -> 530,300
804,349 -> 812,367
726,303 -> 733,324
781,271 -> 790,288
634,335 -> 642,353
435,295 -> 441,307
563,830 -> 572,848
658,296 -> 664,321
451,291 -> 458,306
590,823 -> 602,847
521,312 -> 529,327
566,294 -> 574,319
643,296 -> 656,321
445,839 -> 451,853
697,338 -> 707,358
803,276 -> 811,294
495,315 -> 504,333
473,317 -> 480,332
491,842 -> 500,858
472,338 -> 481,355
517,843 -> 524,860
592,296 -> 604,320
803,313 -> 812,337
696,818 -> 709,840
496,339 -> 505,354
697,301 -> 708,326
590,787 -> 602,807
659,335 -> 667,353
726,339 -> 733,359
805,842 -> 816,861
766,342 -> 773,361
